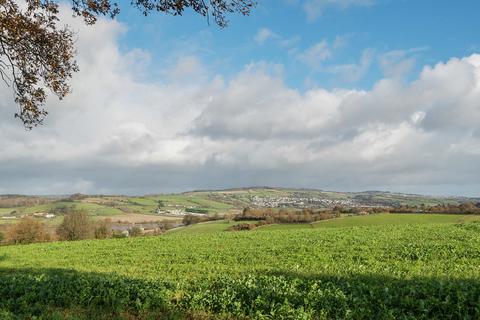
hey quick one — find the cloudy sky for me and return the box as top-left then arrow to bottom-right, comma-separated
1,0 -> 480,196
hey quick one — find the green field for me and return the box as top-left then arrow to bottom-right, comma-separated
167,213 -> 480,235
312,213 -> 480,228
1,188 -> 478,229
0,214 -> 479,319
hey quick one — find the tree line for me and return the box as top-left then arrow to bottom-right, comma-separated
0,209 -> 169,245
234,207 -> 341,224
0,195 -> 53,208
389,202 -> 480,214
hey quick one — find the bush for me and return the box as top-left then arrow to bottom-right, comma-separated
94,218 -> 112,239
112,231 -> 129,238
129,226 -> 143,237
185,208 -> 209,214
228,223 -> 257,231
182,214 -> 203,226
5,218 -> 49,244
57,210 -> 93,241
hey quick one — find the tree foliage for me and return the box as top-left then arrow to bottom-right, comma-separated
0,0 -> 256,128
5,217 -> 50,244
56,209 -> 93,241
94,218 -> 112,239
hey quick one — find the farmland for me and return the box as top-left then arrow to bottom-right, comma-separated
1,187 -> 478,233
1,188 -> 477,220
0,214 -> 479,319
168,213 -> 480,235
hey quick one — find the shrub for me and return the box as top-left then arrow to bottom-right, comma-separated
94,218 -> 112,239
57,210 -> 93,241
185,208 -> 209,214
5,218 -> 49,244
228,223 -> 257,231
129,226 -> 143,237
51,204 -> 75,215
182,214 -> 203,226
112,230 -> 129,238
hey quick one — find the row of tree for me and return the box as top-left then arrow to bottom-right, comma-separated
234,207 -> 341,224
0,195 -> 52,208
182,213 -> 223,225
389,202 -> 480,214
1,210 -> 143,245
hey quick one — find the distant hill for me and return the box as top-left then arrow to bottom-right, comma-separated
184,187 -> 479,208
0,187 -> 478,220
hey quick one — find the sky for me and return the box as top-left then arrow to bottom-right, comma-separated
1,0 -> 480,196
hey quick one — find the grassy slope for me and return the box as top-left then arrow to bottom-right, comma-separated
1,220 -> 479,281
149,194 -> 235,212
167,213 -> 480,234
312,213 -> 480,228
0,214 -> 479,318
1,188 -> 476,223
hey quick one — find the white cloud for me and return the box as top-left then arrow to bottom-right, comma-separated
298,40 -> 332,69
254,27 -> 300,52
254,28 -> 279,44
379,47 -> 428,79
327,48 -> 374,82
297,36 -> 351,70
1,9 -> 480,196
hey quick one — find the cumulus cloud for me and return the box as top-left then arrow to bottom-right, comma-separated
1,10 -> 480,196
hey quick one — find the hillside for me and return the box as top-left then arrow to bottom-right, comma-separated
184,187 -> 478,208
2,187 -> 477,215
169,213 -> 480,234
1,188 -> 478,235
0,214 -> 479,319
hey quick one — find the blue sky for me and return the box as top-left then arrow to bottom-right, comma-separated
117,0 -> 480,90
1,0 -> 480,196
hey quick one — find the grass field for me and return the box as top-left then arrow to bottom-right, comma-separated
0,214 -> 479,319
312,213 -> 480,228
166,213 -> 480,234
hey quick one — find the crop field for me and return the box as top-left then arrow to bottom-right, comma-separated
0,214 -> 479,319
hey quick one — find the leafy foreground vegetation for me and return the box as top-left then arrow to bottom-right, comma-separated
0,218 -> 479,319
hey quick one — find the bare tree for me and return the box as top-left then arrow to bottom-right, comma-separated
57,209 -> 93,240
